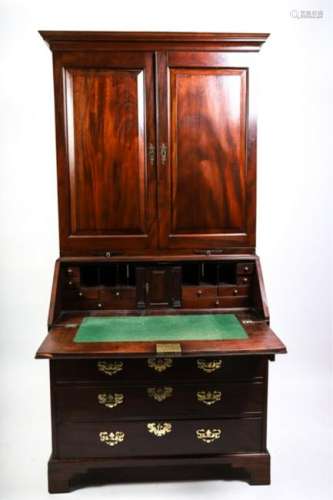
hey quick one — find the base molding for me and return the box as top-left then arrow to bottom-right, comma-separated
48,452 -> 270,493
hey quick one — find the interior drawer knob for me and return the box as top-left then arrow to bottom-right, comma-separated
197,290 -> 203,297
115,291 -> 120,297
98,393 -> 124,409
99,431 -> 125,447
233,289 -> 239,295
197,359 -> 222,373
97,360 -> 124,376
197,390 -> 222,406
148,358 -> 173,372
147,386 -> 173,402
147,422 -> 172,437
196,428 -> 222,444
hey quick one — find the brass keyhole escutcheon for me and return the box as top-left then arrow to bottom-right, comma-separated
148,358 -> 173,372
147,386 -> 173,402
197,390 -> 222,406
147,422 -> 172,437
99,431 -> 125,447
98,393 -> 124,409
197,359 -> 222,373
97,360 -> 124,376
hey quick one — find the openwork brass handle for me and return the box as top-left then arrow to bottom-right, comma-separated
97,360 -> 123,376
99,431 -> 125,447
98,393 -> 124,409
197,359 -> 222,373
147,358 -> 173,372
197,390 -> 222,406
147,422 -> 172,437
196,428 -> 222,444
147,386 -> 173,402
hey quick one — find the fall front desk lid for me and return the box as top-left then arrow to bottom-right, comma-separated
74,314 -> 248,343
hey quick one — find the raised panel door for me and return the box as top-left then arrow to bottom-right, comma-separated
157,52 -> 257,251
54,52 -> 157,255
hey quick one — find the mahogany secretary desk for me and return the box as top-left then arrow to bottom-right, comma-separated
36,31 -> 286,493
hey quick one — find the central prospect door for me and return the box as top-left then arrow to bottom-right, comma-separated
157,51 -> 256,251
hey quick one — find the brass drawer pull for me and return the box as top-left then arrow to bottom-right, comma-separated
99,431 -> 125,447
147,422 -> 172,437
196,428 -> 222,444
197,359 -> 222,373
98,393 -> 124,409
197,390 -> 222,406
147,386 -> 173,402
97,360 -> 123,376
148,358 -> 173,372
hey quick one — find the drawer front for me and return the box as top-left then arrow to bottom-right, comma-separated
56,417 -> 262,458
218,285 -> 250,297
99,288 -> 137,309
182,286 -> 219,308
236,275 -> 251,285
236,263 -> 254,275
53,356 -> 266,383
55,381 -> 265,421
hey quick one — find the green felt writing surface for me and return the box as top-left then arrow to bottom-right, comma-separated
74,314 -> 248,343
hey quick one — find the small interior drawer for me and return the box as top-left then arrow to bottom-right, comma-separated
99,287 -> 137,309
236,263 -> 254,275
182,286 -> 219,308
236,275 -> 251,285
218,285 -> 250,297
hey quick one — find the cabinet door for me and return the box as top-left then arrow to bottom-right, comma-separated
54,52 -> 157,255
157,52 -> 257,251
136,266 -> 181,308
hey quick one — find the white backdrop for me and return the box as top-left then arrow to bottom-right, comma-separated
0,1 -> 332,499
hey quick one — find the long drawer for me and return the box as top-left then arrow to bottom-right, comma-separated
53,356 -> 266,383
55,381 -> 265,421
56,417 -> 263,458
